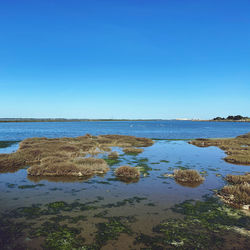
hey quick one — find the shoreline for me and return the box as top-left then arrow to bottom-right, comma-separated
0,118 -> 249,123
192,120 -> 250,122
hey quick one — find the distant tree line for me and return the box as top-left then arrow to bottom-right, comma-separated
213,115 -> 249,121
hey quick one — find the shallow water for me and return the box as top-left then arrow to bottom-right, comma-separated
0,140 -> 250,249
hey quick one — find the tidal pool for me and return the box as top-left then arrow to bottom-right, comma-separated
0,140 -> 249,249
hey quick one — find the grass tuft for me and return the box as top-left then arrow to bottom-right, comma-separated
174,169 -> 204,185
123,147 -> 144,155
115,166 -> 140,180
218,173 -> 250,209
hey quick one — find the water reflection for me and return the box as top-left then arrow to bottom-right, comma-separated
28,175 -> 93,183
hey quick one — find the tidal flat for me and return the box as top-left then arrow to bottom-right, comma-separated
0,135 -> 250,249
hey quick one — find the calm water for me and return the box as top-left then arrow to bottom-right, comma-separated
0,122 -> 250,249
1,120 -> 250,141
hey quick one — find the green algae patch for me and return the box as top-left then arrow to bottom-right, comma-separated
96,180 -> 111,185
138,158 -> 149,162
0,217 -> 31,249
30,221 -> 85,250
18,184 -> 45,189
6,183 -> 17,188
175,165 -> 190,170
160,160 -> 170,163
135,163 -> 152,175
0,141 -> 19,148
95,217 -> 133,247
135,196 -> 250,249
104,158 -> 121,166
11,205 -> 43,219
102,196 -> 147,208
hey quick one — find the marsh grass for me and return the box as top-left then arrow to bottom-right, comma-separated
0,134 -> 154,177
115,166 -> 140,181
190,132 -> 250,165
122,147 -> 144,155
28,157 -> 109,177
226,173 -> 250,184
218,183 -> 250,209
174,169 -> 204,185
108,151 -> 119,159
218,173 -> 250,209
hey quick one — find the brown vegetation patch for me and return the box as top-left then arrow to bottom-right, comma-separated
189,132 -> 250,165
115,166 -> 140,181
217,173 -> 250,209
226,173 -> 250,185
97,134 -> 154,147
0,134 -> 153,177
28,157 -> 109,177
108,151 -> 119,159
123,147 -> 144,155
174,169 -> 204,185
218,183 -> 250,209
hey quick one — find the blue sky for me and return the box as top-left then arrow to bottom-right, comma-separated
0,0 -> 249,119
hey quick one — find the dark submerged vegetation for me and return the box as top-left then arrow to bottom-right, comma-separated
189,132 -> 250,165
0,197 -> 146,249
135,196 -> 250,249
0,141 -> 19,148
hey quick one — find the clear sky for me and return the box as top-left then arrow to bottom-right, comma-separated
0,0 -> 249,119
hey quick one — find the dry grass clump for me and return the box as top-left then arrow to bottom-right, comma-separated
108,151 -> 119,159
0,134 -> 153,176
97,134 -> 154,147
225,173 -> 250,185
28,157 -> 109,177
217,173 -> 250,209
189,132 -> 250,165
174,169 -> 204,184
115,166 -> 140,180
0,153 -> 26,173
218,183 -> 250,209
123,147 -> 144,155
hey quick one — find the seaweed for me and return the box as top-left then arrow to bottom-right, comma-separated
0,141 -> 19,148
103,158 -> 121,166
30,221 -> 85,250
102,196 -> 147,208
135,196 -> 250,249
95,217 -> 133,247
136,163 -> 152,175
18,184 -> 45,189
0,217 -> 31,249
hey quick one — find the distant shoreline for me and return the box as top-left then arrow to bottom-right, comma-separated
0,119 -> 249,123
0,119 -> 165,123
192,119 -> 250,123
